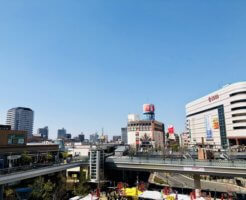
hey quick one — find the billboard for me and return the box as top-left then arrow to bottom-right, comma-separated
205,115 -> 219,141
168,125 -> 174,134
143,104 -> 155,114
213,117 -> 219,129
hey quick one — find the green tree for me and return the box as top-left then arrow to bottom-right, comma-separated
128,147 -> 136,158
45,152 -> 53,163
171,143 -> 179,152
74,171 -> 90,196
43,180 -> 54,200
5,188 -> 15,200
30,177 -> 54,200
20,151 -> 32,165
53,173 -> 68,200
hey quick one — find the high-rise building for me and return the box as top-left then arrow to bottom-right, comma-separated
57,128 -> 66,139
121,127 -> 127,144
78,133 -> 85,142
6,107 -> 34,138
37,126 -> 49,139
90,132 -> 99,143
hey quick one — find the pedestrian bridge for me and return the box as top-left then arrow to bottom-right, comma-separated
106,156 -> 246,177
0,160 -> 89,185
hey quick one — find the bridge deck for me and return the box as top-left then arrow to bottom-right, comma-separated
106,156 -> 246,177
0,161 -> 88,185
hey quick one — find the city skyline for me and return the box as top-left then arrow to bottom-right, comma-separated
1,1 -> 246,139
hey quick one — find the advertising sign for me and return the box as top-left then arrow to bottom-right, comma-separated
205,115 -> 213,141
143,104 -> 155,113
213,117 -> 219,129
183,167 -> 205,172
168,125 -> 174,134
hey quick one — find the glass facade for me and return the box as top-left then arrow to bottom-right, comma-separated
7,134 -> 25,145
218,105 -> 227,149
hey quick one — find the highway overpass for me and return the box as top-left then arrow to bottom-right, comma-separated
106,156 -> 246,177
0,161 -> 89,185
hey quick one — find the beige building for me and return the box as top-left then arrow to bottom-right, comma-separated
186,82 -> 246,149
127,119 -> 165,150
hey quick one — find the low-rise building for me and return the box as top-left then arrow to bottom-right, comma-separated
181,132 -> 191,147
127,104 -> 165,150
0,125 -> 59,168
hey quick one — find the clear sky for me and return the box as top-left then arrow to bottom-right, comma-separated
0,1 -> 246,139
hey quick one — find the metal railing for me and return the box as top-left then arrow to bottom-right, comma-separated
0,156 -> 89,176
106,156 -> 246,168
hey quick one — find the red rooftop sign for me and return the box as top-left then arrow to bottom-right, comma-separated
208,94 -> 219,102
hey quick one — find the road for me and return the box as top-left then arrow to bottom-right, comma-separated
154,173 -> 246,194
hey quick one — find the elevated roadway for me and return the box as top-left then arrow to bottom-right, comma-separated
0,160 -> 89,185
106,156 -> 246,177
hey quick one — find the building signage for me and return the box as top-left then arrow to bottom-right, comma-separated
205,115 -> 213,141
183,167 -> 205,172
208,94 -> 219,102
213,117 -> 219,129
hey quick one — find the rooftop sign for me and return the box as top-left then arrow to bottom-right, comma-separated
208,94 -> 219,102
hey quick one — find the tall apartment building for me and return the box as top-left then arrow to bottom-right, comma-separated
37,126 -> 49,139
6,107 -> 34,138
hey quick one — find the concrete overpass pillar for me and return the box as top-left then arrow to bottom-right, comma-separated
194,174 -> 201,198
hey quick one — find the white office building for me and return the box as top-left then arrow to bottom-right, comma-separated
186,82 -> 246,149
6,107 -> 34,138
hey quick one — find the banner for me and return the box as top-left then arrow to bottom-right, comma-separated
205,115 -> 213,141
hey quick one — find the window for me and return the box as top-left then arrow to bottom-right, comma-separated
232,113 -> 246,117
230,91 -> 246,97
218,105 -> 227,149
231,106 -> 246,111
233,126 -> 246,130
231,99 -> 246,104
232,120 -> 246,123
7,134 -> 25,145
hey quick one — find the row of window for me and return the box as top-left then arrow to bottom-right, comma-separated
128,127 -> 151,131
231,99 -> 246,104
232,120 -> 246,124
231,106 -> 246,111
232,113 -> 246,117
128,123 -> 151,127
230,91 -> 246,97
7,134 -> 25,145
233,126 -> 246,130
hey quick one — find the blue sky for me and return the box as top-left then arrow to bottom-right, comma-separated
0,1 -> 246,139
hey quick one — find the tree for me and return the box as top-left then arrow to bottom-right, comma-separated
170,143 -> 179,152
128,147 -> 136,158
5,188 -> 15,200
45,152 -> 53,163
30,177 -> 54,200
53,173 -> 68,200
20,151 -> 32,165
42,180 -> 54,200
74,171 -> 90,196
